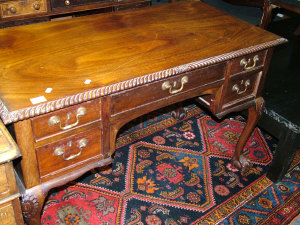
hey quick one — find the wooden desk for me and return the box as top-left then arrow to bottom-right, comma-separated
0,1 -> 286,224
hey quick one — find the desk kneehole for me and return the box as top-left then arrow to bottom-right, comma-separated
110,62 -> 226,116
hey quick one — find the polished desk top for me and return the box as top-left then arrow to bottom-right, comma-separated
0,1 -> 286,124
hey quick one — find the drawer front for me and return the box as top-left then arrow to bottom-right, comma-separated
223,71 -> 261,105
0,199 -> 23,225
115,0 -> 150,11
0,165 -> 9,198
51,0 -> 113,10
0,0 -> 46,18
230,51 -> 266,75
0,163 -> 18,200
0,201 -> 17,225
111,63 -> 226,115
32,99 -> 101,141
36,127 -> 102,178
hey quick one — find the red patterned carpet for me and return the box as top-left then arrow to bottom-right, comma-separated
41,104 -> 300,224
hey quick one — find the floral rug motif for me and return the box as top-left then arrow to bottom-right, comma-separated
41,104 -> 300,225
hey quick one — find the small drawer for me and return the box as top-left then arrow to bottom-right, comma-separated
223,71 -> 261,105
32,99 -> 101,141
0,163 -> 18,200
111,63 -> 226,115
230,51 -> 266,75
0,198 -> 23,225
0,0 -> 46,18
36,126 -> 102,178
51,0 -> 113,10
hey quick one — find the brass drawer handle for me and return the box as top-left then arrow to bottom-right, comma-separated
9,6 -> 17,14
232,79 -> 250,95
240,55 -> 259,70
33,2 -> 41,10
162,76 -> 188,94
53,138 -> 88,161
48,107 -> 87,130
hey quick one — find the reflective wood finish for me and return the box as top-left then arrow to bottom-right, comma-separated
0,2 -> 286,224
0,1 -> 284,117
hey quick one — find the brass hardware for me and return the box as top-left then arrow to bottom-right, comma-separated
48,107 -> 87,130
232,79 -> 250,95
65,0 -> 70,5
53,138 -> 88,161
33,2 -> 40,10
240,55 -> 259,70
9,6 -> 17,14
162,76 -> 188,94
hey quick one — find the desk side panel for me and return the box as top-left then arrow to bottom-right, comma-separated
14,120 -> 40,189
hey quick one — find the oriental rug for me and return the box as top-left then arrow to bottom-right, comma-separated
41,103 -> 300,225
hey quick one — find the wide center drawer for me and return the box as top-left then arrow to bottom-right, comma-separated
31,99 -> 101,141
111,63 -> 226,115
51,0 -> 113,10
36,126 -> 102,180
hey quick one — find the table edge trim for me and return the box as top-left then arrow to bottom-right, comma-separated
0,37 -> 287,124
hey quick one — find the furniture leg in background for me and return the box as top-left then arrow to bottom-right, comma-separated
261,109 -> 300,183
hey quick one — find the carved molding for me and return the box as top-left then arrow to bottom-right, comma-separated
21,193 -> 40,219
0,38 -> 287,124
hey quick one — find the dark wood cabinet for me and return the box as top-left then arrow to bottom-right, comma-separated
0,0 -> 150,27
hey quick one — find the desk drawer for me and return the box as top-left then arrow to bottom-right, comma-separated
0,0 -> 46,18
230,51 -> 266,75
223,71 -> 261,106
32,99 -> 101,141
36,126 -> 102,179
0,163 -> 18,200
51,0 -> 113,10
0,199 -> 23,225
111,63 -> 226,115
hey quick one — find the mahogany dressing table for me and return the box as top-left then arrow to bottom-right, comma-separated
0,1 -> 286,224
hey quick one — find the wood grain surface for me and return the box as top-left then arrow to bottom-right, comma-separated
0,1 -> 284,114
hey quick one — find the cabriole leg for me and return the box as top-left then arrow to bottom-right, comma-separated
232,97 -> 265,175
